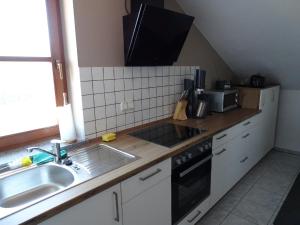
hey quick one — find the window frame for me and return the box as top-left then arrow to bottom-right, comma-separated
0,0 -> 67,152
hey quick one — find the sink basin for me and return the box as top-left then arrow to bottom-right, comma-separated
0,144 -> 138,219
0,164 -> 76,209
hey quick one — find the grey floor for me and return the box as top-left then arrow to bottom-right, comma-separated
196,149 -> 300,225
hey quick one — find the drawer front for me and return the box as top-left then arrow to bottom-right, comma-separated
121,159 -> 171,203
235,113 -> 260,133
213,114 -> 260,149
213,126 -> 238,149
177,197 -> 210,225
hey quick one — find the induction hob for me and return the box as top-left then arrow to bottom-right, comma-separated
129,123 -> 207,148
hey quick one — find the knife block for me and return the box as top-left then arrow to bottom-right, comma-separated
173,100 -> 188,120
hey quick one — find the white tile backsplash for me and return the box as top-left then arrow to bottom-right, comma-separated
80,66 -> 197,139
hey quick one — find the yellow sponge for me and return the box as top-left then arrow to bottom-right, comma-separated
102,132 -> 117,142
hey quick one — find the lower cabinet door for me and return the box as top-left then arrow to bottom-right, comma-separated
39,184 -> 122,225
122,177 -> 171,225
211,144 -> 235,206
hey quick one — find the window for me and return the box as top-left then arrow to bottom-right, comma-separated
0,0 -> 67,151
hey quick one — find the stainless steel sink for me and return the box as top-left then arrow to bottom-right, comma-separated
70,144 -> 138,177
0,163 -> 77,219
0,144 -> 138,219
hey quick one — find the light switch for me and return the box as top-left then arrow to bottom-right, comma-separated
120,102 -> 128,112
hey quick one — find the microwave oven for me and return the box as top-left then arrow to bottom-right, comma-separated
206,89 -> 238,112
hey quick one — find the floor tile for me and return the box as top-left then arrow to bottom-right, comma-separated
243,186 -> 282,210
196,207 -> 229,225
232,198 -> 276,225
221,214 -> 257,225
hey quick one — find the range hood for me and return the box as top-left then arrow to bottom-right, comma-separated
123,2 -> 194,66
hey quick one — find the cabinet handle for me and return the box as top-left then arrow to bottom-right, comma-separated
243,121 -> 251,126
139,168 -> 162,181
242,133 -> 250,139
216,134 -> 227,140
187,210 -> 201,223
215,148 -> 227,156
240,157 -> 249,163
113,192 -> 120,222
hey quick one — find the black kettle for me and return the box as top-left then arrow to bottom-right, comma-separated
250,74 -> 265,88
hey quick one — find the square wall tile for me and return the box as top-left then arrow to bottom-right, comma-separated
103,67 -> 114,80
114,67 -> 124,79
126,113 -> 134,125
82,95 -> 94,109
94,94 -> 105,107
134,111 -> 142,122
83,108 -> 95,122
133,78 -> 141,89
133,67 -> 141,78
124,67 -> 133,79
80,67 -> 92,81
107,117 -> 116,129
105,92 -> 116,105
96,119 -> 106,132
92,67 -> 103,80
124,79 -> 133,90
81,81 -> 93,95
117,114 -> 125,127
104,80 -> 115,92
93,81 -> 104,94
105,105 -> 116,117
133,89 -> 142,100
84,121 -> 96,135
115,91 -> 125,103
95,106 -> 105,119
115,79 -> 124,91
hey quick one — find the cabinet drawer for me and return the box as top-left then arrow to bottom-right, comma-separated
213,125 -> 239,149
177,197 -> 210,225
213,114 -> 260,149
235,114 -> 260,133
121,159 -> 171,203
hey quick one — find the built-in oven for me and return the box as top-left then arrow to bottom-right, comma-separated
172,138 -> 212,225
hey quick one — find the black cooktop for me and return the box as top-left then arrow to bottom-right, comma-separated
129,123 -> 207,148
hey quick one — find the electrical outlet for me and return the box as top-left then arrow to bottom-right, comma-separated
120,102 -> 128,112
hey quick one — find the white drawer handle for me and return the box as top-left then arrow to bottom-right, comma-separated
187,210 -> 202,223
216,134 -> 227,140
240,157 -> 249,163
215,148 -> 227,156
242,133 -> 250,139
243,121 -> 251,126
139,168 -> 162,181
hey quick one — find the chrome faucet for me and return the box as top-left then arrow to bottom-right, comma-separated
27,140 -> 65,163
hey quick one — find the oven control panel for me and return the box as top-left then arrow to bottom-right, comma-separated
172,138 -> 212,169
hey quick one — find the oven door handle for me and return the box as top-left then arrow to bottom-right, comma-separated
179,154 -> 213,178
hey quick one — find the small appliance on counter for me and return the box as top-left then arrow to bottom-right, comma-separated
250,74 -> 265,88
216,80 -> 232,90
192,69 -> 209,118
184,78 -> 194,118
206,89 -> 239,112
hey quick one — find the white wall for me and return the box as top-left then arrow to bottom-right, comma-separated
275,90 -> 300,152
177,0 -> 300,89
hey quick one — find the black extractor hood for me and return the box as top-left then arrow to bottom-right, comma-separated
123,0 -> 194,66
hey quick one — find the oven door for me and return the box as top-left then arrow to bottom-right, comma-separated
172,154 -> 212,224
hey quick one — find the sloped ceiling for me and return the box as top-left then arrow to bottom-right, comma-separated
177,0 -> 300,89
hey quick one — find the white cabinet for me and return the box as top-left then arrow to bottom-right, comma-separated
211,112 -> 268,207
259,86 -> 280,153
122,159 -> 172,225
122,177 -> 171,225
40,184 -> 122,225
211,143 -> 235,206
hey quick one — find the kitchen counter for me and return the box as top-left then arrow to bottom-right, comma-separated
0,108 -> 260,225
